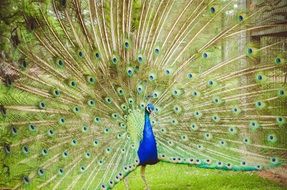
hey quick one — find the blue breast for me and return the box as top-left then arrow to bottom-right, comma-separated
137,111 -> 158,165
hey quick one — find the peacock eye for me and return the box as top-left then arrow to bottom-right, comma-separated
124,41 -> 129,48
165,69 -> 171,75
58,59 -> 63,66
95,52 -> 101,59
71,139 -> 77,145
270,157 -> 279,166
58,168 -> 64,175
56,59 -> 65,68
154,47 -> 160,54
23,176 -> 30,184
208,80 -> 213,85
41,148 -> 48,156
267,134 -> 277,143
61,152 -> 68,160
278,89 -> 285,96
69,80 -> 77,87
52,88 -> 61,97
80,166 -> 86,172
59,117 -> 65,124
138,56 -> 143,63
19,59 -> 28,69
11,127 -> 17,135
82,125 -> 88,132
202,52 -> 208,58
112,56 -> 118,64
87,76 -> 96,84
78,51 -> 84,57
73,106 -> 80,113
38,168 -> 45,176
22,145 -> 29,154
4,144 -> 11,154
210,7 -> 216,13
39,101 -> 46,109
28,124 -> 36,132
275,57 -> 281,64
187,73 -> 193,79
256,165 -> 262,170
88,99 -> 96,106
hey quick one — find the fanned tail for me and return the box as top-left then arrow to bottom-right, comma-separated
0,0 -> 286,189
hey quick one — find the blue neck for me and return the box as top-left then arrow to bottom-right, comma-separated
143,111 -> 153,136
137,111 -> 158,165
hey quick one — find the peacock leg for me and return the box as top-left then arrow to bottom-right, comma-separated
141,165 -> 150,190
124,177 -> 130,190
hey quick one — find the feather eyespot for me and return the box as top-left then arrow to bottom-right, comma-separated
202,52 -> 208,58
94,52 -> 101,59
41,148 -> 48,156
111,56 -> 118,64
78,51 -> 85,58
28,124 -> 36,132
58,168 -> 64,175
94,117 -> 101,123
22,145 -> 29,154
63,151 -> 68,158
187,73 -> 193,79
47,129 -> 54,137
4,144 -> 11,154
38,168 -> 45,176
58,117 -> 65,124
88,100 -> 96,107
19,59 -> 28,69
210,7 -> 216,13
71,139 -> 77,146
23,176 -> 30,184
80,166 -> 86,172
154,47 -> 160,54
241,161 -> 246,166
52,89 -> 61,97
138,55 -> 143,63
124,41 -> 129,49
87,76 -> 96,84
238,15 -> 244,22
274,57 -> 281,64
38,102 -> 46,109
11,127 -> 17,135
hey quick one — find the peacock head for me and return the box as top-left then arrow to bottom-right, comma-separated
146,103 -> 155,114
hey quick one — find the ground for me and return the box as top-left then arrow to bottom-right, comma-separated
114,162 -> 287,190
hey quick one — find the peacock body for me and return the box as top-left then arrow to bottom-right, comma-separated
0,0 -> 287,189
137,104 -> 158,166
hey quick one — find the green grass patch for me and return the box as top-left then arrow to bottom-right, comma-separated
114,162 -> 286,190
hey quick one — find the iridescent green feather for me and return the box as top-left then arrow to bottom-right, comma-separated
127,109 -> 144,150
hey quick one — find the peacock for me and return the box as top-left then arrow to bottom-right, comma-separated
0,0 -> 287,189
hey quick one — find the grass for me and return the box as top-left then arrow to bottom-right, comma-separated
114,162 -> 286,190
